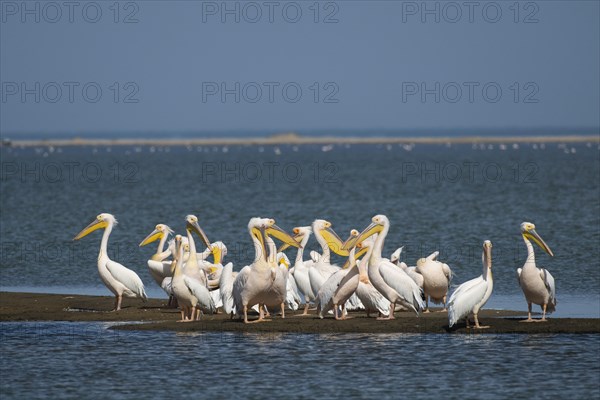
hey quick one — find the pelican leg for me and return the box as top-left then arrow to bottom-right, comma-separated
521,302 -> 534,322
378,302 -> 395,320
243,304 -> 249,323
280,303 -> 285,319
341,304 -> 351,320
114,295 -> 123,311
263,305 -> 271,318
539,303 -> 548,322
302,303 -> 309,315
423,296 -> 430,313
178,309 -> 186,322
334,304 -> 341,320
473,313 -> 489,329
440,296 -> 448,312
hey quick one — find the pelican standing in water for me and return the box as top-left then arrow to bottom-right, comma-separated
233,218 -> 300,323
74,213 -> 147,311
448,240 -> 494,329
517,222 -> 556,322
345,215 -> 425,318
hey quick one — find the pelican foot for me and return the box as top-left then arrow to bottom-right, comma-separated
377,316 -> 394,321
520,318 -> 535,323
473,325 -> 490,329
423,309 -> 431,313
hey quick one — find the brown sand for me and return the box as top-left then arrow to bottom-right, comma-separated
2,292 -> 598,334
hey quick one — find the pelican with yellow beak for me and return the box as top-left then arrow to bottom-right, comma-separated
233,218 -> 300,323
308,219 -> 349,296
518,222 -> 556,322
74,213 -> 147,311
448,241 -> 494,329
344,215 -> 424,318
139,224 -> 174,287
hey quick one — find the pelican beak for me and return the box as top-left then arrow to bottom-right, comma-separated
280,258 -> 290,269
341,245 -> 369,269
266,225 -> 301,249
524,229 -> 554,257
252,227 -> 268,260
209,266 -> 219,274
73,218 -> 107,240
211,246 -> 222,265
187,220 -> 211,248
278,231 -> 304,252
320,227 -> 349,256
139,229 -> 162,247
343,222 -> 382,250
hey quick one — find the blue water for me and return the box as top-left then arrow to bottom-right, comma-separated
1,142 -> 599,398
1,322 -> 599,399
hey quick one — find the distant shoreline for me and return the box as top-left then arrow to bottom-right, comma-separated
2,134 -> 599,147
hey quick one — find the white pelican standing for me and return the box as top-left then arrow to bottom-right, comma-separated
183,215 -> 212,284
139,224 -> 174,287
73,213 -> 147,311
308,219 -> 348,295
171,235 -> 215,322
517,222 -> 556,322
345,215 -> 424,318
355,234 -> 390,318
285,226 -> 315,315
416,252 -> 453,312
233,218 -> 300,323
316,229 -> 367,319
448,240 -> 494,329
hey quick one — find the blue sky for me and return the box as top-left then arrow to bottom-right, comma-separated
1,1 -> 599,136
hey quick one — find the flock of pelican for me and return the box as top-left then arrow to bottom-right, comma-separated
73,214 -> 556,328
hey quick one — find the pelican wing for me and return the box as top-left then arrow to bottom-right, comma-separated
219,262 -> 235,314
316,269 -> 348,318
379,260 -> 425,313
541,268 -> 557,307
285,272 -> 301,311
406,268 -> 424,289
183,276 -> 216,313
106,260 -> 147,300
232,265 -> 251,314
442,263 -> 453,287
447,276 -> 486,327
356,282 -> 390,315
161,277 -> 173,296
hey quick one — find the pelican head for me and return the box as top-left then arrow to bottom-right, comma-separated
390,246 -> 404,264
520,222 -> 553,257
210,241 -> 227,264
73,213 -> 116,240
483,240 -> 493,268
278,226 -> 311,252
341,229 -> 371,268
313,219 -> 348,256
277,252 -> 291,268
343,214 -> 388,250
249,217 -> 300,261
139,224 -> 173,246
186,215 -> 211,248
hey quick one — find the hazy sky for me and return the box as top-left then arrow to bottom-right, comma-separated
1,1 -> 599,136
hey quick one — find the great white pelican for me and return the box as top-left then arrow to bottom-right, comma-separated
73,213 -> 147,311
517,222 -> 556,322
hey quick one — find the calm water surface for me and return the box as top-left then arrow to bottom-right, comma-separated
1,143 -> 599,398
1,322 -> 599,399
